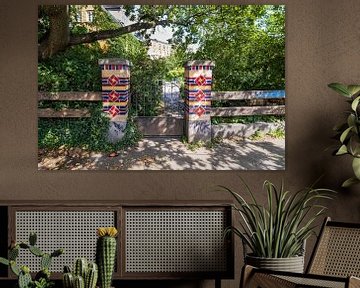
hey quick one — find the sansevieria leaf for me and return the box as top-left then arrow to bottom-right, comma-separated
222,179 -> 335,258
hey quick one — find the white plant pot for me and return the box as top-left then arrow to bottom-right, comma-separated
245,254 -> 305,273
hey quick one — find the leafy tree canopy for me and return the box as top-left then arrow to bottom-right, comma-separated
38,5 -> 284,63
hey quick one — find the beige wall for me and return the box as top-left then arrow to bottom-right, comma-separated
0,1 -> 360,287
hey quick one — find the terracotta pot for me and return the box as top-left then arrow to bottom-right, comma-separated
245,254 -> 305,273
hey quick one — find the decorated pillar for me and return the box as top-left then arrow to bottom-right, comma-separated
184,60 -> 215,143
99,59 -> 131,143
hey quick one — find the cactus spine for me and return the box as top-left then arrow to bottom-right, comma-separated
96,227 -> 118,288
62,260 -> 98,288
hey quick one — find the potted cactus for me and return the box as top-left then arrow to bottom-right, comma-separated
0,232 -> 63,288
96,227 -> 118,288
62,258 -> 98,288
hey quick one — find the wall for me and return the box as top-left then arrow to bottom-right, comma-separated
0,0 -> 360,287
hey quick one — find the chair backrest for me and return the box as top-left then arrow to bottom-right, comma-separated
307,217 -> 360,277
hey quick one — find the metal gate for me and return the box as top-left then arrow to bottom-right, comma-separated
132,80 -> 184,137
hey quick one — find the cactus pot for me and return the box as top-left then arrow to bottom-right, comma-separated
245,254 -> 305,273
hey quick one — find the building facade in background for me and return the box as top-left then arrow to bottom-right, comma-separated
102,5 -> 173,59
147,39 -> 172,59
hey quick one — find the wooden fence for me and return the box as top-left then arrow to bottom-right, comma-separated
38,90 -> 285,118
38,92 -> 101,118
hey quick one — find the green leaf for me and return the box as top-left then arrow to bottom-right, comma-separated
336,144 -> 348,155
342,177 -> 360,188
351,96 -> 360,111
10,261 -> 20,276
328,83 -> 352,97
347,85 -> 360,97
348,135 -> 360,157
347,114 -> 356,127
0,257 -> 9,266
352,157 -> 360,179
340,126 -> 353,143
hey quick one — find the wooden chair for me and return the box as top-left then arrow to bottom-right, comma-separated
241,217 -> 360,288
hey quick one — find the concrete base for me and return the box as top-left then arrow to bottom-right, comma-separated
186,120 -> 211,143
212,122 -> 284,138
107,121 -> 127,143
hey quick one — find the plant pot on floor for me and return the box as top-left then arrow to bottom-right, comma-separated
245,254 -> 304,273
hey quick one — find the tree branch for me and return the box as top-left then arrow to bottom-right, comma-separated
68,20 -> 168,46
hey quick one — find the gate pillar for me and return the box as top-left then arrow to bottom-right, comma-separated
184,60 -> 215,143
99,58 -> 131,143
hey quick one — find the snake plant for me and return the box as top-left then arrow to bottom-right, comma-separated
222,179 -> 335,258
328,83 -> 360,187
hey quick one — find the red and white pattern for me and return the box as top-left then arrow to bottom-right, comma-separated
195,75 -> 207,86
108,75 -> 119,86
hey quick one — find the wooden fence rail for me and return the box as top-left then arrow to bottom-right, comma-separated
38,92 -> 101,118
38,90 -> 285,118
211,90 -> 285,101
38,92 -> 102,101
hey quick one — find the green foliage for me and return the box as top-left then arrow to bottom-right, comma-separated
38,44 -> 103,92
222,179 -> 335,258
38,103 -> 142,152
267,127 -> 285,139
212,115 -> 284,125
193,5 -> 285,90
328,83 -> 360,187
33,278 -> 54,288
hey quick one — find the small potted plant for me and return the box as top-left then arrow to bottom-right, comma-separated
222,179 -> 334,273
328,83 -> 360,187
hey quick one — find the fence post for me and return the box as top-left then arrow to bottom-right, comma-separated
99,58 -> 131,143
184,60 -> 215,143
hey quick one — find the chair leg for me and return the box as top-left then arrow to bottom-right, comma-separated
349,276 -> 360,288
240,265 -> 296,288
240,265 -> 255,288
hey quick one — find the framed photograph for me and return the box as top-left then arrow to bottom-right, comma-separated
38,4 -> 285,170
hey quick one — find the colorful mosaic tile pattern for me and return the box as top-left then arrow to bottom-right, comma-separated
100,63 -> 130,121
184,65 -> 213,121
184,61 -> 214,142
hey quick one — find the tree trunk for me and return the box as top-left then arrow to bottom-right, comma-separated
38,5 -> 70,60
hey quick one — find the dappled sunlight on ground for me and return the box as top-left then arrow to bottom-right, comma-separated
38,137 -> 285,170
